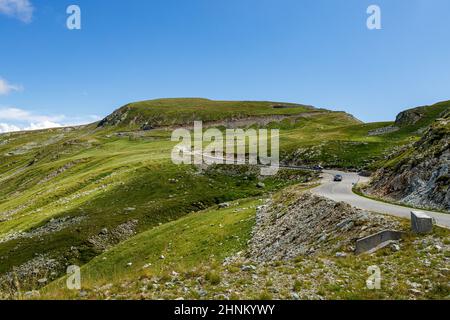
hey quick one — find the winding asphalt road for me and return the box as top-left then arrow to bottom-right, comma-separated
312,170 -> 450,228
184,148 -> 449,228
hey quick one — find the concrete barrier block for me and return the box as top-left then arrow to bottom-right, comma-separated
355,230 -> 405,255
411,211 -> 433,234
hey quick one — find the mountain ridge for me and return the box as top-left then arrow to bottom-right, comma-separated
96,98 -> 359,130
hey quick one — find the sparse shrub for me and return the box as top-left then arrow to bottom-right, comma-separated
302,266 -> 313,274
293,280 -> 302,292
184,268 -> 203,279
258,291 -> 273,300
227,266 -> 240,273
273,261 -> 282,267
429,282 -> 450,298
229,292 -> 240,300
205,271 -> 221,285
160,273 -> 171,282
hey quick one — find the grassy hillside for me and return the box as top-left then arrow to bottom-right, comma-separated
42,186 -> 450,301
42,198 -> 261,299
95,98 -> 450,168
0,118 -> 315,293
97,98 -> 327,129
1,98 -> 448,298
282,100 -> 450,168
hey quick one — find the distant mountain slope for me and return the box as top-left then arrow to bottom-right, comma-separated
395,100 -> 450,128
366,105 -> 450,212
96,98 -> 356,129
282,101 -> 450,169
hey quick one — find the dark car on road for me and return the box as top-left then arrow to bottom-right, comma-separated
334,175 -> 343,182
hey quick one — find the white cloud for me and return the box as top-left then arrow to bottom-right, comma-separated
0,107 -> 99,133
0,0 -> 34,23
0,107 -> 63,123
0,122 -> 21,133
0,77 -> 22,95
24,120 -> 63,131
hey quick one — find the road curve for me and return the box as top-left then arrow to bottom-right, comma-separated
311,170 -> 450,228
182,149 -> 450,227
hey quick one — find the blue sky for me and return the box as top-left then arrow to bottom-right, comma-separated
1,0 -> 449,131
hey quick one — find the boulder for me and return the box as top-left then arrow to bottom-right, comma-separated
335,252 -> 347,258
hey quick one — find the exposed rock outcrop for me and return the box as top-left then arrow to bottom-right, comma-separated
0,254 -> 62,294
248,191 -> 401,262
87,219 -> 139,251
366,111 -> 449,212
368,126 -> 399,136
0,216 -> 86,244
395,107 -> 426,126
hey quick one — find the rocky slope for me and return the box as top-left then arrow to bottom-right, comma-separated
394,101 -> 450,128
366,110 -> 450,212
248,190 -> 402,262
38,188 -> 449,300
395,107 -> 427,126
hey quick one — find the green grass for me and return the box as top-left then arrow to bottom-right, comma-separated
282,100 -> 450,169
0,158 -> 311,274
41,195 -> 450,300
319,227 -> 450,300
42,198 -> 260,298
98,98 -> 327,129
1,98 -> 449,298
0,120 -> 313,282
